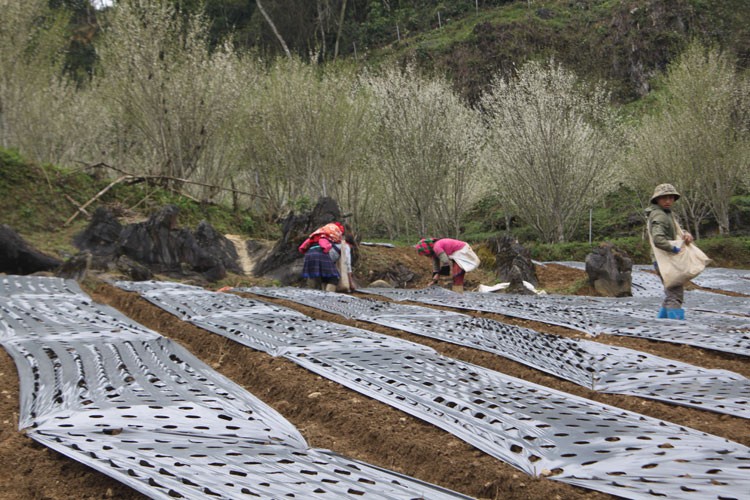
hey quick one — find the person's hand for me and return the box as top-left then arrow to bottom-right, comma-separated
683,232 -> 694,245
428,273 -> 440,286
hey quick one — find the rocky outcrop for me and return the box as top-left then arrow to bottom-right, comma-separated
585,242 -> 633,297
74,205 -> 239,283
490,235 -> 537,294
253,197 -> 348,285
0,224 -> 62,275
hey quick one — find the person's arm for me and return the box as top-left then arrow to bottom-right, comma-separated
650,216 -> 681,253
298,237 -> 312,253
677,218 -> 694,245
318,238 -> 332,253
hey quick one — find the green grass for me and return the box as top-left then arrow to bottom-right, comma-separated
0,147 -> 257,257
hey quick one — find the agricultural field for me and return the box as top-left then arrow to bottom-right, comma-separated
1,248 -> 748,499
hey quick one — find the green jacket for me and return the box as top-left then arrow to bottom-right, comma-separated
645,204 -> 678,254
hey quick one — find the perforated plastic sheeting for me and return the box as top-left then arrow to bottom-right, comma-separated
512,293 -> 750,337
0,291 -> 161,342
117,280 -> 750,499
692,267 -> 750,295
550,261 -> 750,297
360,286 -> 602,334
690,290 -> 750,317
243,287 -> 750,418
34,430 -> 462,500
117,281 -> 431,358
359,287 -> 750,356
556,294 -> 750,356
0,276 -> 470,500
5,336 -> 305,440
289,344 -> 750,500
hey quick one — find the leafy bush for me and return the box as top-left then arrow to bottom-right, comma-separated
474,243 -> 496,270
699,237 -> 750,269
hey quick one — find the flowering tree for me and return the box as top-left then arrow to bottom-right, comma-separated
481,60 -> 622,243
235,58 -> 373,221
95,0 -> 246,200
627,43 -> 750,236
365,63 -> 485,237
0,0 -> 94,166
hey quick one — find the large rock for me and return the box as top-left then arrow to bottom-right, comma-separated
73,207 -> 122,259
490,235 -> 537,294
116,255 -> 153,281
75,205 -> 240,283
253,197 -> 345,285
195,221 -> 242,275
585,242 -> 633,297
0,224 -> 62,274
56,251 -> 92,281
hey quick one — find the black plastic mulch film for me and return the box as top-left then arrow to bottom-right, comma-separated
117,280 -> 750,500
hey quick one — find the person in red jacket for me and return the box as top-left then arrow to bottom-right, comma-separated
415,237 -> 480,293
298,222 -> 345,291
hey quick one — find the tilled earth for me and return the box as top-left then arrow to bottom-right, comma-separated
0,252 -> 748,500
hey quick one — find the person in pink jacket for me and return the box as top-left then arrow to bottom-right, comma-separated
414,237 -> 481,293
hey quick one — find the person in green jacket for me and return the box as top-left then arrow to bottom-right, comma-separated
645,183 -> 694,319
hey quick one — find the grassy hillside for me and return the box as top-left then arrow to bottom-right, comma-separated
366,0 -> 750,103
0,148 -> 255,260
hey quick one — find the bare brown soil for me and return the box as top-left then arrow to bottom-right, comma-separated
0,249 -> 748,500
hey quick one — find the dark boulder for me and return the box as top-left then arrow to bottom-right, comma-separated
117,206 -> 228,281
75,204 -> 239,282
585,242 -> 633,297
253,197 -> 343,285
195,221 -> 242,275
56,251 -> 92,281
490,235 -> 537,294
116,255 -> 153,281
0,224 -> 61,275
73,207 -> 122,261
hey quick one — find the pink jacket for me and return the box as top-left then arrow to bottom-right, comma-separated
432,238 -> 467,257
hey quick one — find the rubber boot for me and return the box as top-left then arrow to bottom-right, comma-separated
325,283 -> 337,293
666,308 -> 685,320
657,307 -> 668,319
452,285 -> 464,293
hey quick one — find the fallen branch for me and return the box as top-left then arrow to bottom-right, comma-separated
64,175 -> 132,226
64,194 -> 90,219
77,162 -> 267,200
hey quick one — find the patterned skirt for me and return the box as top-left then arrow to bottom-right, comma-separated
301,247 -> 340,281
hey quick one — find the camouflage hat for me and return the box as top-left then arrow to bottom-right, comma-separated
650,183 -> 681,204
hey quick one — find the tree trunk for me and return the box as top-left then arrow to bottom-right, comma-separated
334,0 -> 348,61
256,0 -> 292,58
316,0 -> 326,60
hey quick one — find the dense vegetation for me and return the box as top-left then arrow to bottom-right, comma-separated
1,0 -> 749,253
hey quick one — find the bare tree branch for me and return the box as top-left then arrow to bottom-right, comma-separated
256,0 -> 292,58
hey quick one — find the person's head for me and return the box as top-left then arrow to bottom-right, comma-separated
415,238 -> 435,257
650,183 -> 681,210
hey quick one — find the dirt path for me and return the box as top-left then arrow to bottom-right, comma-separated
224,234 -> 254,275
